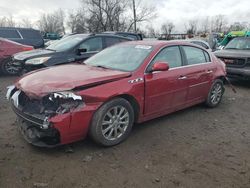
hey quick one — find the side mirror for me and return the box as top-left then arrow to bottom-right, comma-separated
151,61 -> 169,72
77,48 -> 87,55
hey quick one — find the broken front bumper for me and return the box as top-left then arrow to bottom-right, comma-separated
7,87 -> 99,147
12,102 -> 61,147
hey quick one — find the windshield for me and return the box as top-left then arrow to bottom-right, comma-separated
46,34 -> 88,52
225,37 -> 250,50
85,44 -> 153,72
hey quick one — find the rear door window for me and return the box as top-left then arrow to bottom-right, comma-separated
0,29 -> 21,39
182,46 -> 207,65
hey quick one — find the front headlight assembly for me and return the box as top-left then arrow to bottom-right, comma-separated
47,91 -> 84,114
25,57 -> 51,65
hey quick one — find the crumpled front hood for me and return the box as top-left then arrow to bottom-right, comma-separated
16,64 -> 131,98
214,49 -> 250,58
14,49 -> 54,61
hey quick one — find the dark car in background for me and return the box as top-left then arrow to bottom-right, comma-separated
0,38 -> 33,75
102,31 -> 143,40
0,27 -> 44,49
11,33 -> 132,73
214,37 -> 250,79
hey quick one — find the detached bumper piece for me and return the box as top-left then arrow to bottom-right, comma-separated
18,117 -> 60,147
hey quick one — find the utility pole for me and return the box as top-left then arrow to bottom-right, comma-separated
132,0 -> 137,32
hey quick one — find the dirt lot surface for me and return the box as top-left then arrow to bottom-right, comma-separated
0,75 -> 250,188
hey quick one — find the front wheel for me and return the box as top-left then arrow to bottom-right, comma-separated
89,98 -> 134,146
205,79 -> 224,107
1,57 -> 21,75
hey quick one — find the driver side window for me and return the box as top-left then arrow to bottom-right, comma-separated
79,37 -> 103,52
151,46 -> 182,68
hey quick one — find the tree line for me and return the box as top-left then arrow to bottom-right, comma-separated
0,0 -> 249,37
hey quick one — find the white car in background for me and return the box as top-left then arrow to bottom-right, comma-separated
187,39 -> 212,52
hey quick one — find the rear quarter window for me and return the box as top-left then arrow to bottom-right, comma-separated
0,29 -> 21,39
19,30 -> 42,39
183,46 -> 208,65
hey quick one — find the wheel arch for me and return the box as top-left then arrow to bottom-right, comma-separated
114,94 -> 140,123
215,75 -> 226,83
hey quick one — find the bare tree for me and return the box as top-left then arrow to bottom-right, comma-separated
161,22 -> 175,34
37,9 -> 65,34
210,15 -> 227,32
185,19 -> 198,35
0,15 -> 16,27
200,16 -> 210,33
20,18 -> 33,28
80,0 -> 127,32
146,25 -> 159,38
127,0 -> 157,32
160,21 -> 175,40
67,9 -> 87,33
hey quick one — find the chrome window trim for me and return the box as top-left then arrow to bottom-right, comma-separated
144,44 -> 213,74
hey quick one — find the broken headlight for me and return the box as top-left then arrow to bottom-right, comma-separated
48,91 -> 84,114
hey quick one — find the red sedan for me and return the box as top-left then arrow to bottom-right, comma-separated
7,41 -> 226,147
0,38 -> 34,75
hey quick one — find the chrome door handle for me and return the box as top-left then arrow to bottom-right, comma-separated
206,70 -> 213,74
178,76 -> 187,80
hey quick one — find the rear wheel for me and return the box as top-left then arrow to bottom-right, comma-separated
90,98 -> 134,146
205,79 -> 224,107
1,57 -> 21,75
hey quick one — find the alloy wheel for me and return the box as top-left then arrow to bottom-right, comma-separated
210,83 -> 223,105
101,106 -> 129,141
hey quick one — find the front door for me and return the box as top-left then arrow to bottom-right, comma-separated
144,46 -> 188,116
75,37 -> 103,61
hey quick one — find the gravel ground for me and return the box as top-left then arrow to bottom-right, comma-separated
0,75 -> 250,188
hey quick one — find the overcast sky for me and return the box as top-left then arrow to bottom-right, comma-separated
0,0 -> 249,32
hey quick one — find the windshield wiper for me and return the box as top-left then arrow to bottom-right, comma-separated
95,65 -> 110,69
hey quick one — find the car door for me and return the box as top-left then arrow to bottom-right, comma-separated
144,46 -> 189,115
181,46 -> 215,104
74,37 -> 103,62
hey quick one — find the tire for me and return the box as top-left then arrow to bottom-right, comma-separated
1,57 -> 21,75
89,98 -> 134,146
205,79 -> 224,108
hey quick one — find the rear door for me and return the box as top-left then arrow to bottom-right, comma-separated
144,46 -> 189,115
181,46 -> 215,104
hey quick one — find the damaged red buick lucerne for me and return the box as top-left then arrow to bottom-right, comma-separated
7,41 -> 226,147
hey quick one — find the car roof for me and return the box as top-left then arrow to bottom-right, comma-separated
0,27 -> 40,32
122,40 -> 199,47
65,33 -> 133,40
